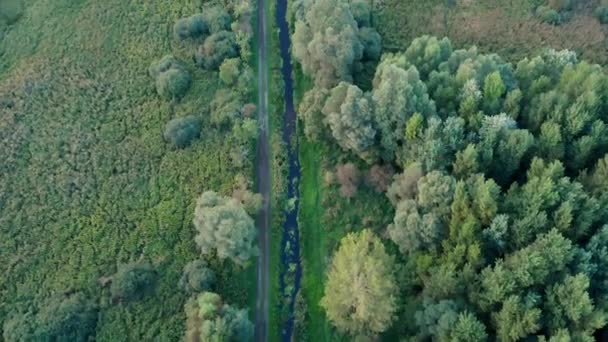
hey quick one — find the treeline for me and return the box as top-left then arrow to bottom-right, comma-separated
294,0 -> 608,340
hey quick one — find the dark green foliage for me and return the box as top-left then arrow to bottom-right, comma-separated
210,88 -> 242,127
536,5 -> 561,25
174,14 -> 208,41
0,0 -> 22,25
184,292 -> 253,341
179,260 -> 216,294
149,55 -> 192,100
595,6 -> 608,24
110,262 -> 157,302
193,191 -> 257,266
196,31 -> 239,70
163,115 -> 201,148
203,6 -> 231,33
3,294 -> 97,342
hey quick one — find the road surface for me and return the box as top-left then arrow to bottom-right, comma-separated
255,0 -> 270,340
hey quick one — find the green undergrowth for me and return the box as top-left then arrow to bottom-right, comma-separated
0,0 -> 255,340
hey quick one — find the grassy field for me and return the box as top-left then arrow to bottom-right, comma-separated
375,0 -> 608,63
0,0 -> 256,339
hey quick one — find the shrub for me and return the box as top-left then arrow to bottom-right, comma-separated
210,89 -> 242,127
193,191 -> 258,265
174,14 -> 208,41
0,0 -> 23,25
595,6 -> 608,24
163,116 -> 201,148
3,294 -> 97,342
219,58 -> 241,85
536,6 -> 561,25
110,262 -> 157,302
336,163 -> 361,198
196,31 -> 239,70
148,55 -> 180,79
149,56 -> 192,100
179,260 -> 216,294
204,6 -> 231,33
156,67 -> 192,100
367,164 -> 394,193
241,103 -> 256,118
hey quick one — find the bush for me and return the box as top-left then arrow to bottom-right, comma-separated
219,58 -> 241,85
163,116 -> 202,148
196,31 -> 239,70
156,67 -> 192,100
210,89 -> 242,127
367,164 -> 394,193
595,6 -> 608,24
110,262 -> 157,302
0,0 -> 23,25
335,163 -> 361,198
149,56 -> 192,100
179,260 -> 216,294
174,14 -> 208,41
536,5 -> 561,25
204,6 -> 231,33
3,294 -> 97,342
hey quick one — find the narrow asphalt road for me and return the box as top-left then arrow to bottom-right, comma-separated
255,0 -> 270,340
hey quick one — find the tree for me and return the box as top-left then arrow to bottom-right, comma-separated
292,0 -> 377,88
372,60 -> 435,160
493,295 -> 542,342
367,164 -> 394,193
544,274 -> 606,338
163,116 -> 201,148
450,311 -> 488,342
335,162 -> 361,198
323,82 -> 376,160
3,294 -> 97,342
0,0 -> 23,25
321,230 -> 398,337
219,58 -> 241,85
203,6 -> 231,33
482,71 -> 506,114
185,292 -> 253,341
196,31 -> 239,70
110,262 -> 157,302
388,199 -> 442,254
358,27 -> 382,61
210,89 -> 242,127
193,191 -> 258,265
404,35 -> 453,80
174,14 -> 208,41
299,87 -> 329,141
386,162 -> 423,205
179,260 -> 216,294
149,56 -> 192,100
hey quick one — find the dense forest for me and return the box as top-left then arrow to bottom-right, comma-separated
293,0 -> 608,340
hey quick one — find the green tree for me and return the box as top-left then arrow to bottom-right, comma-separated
185,292 -> 253,341
179,260 -> 216,294
404,35 -> 453,80
299,87 -> 329,141
320,230 -> 399,337
372,60 -> 435,160
163,116 -> 201,148
3,294 -> 97,342
323,82 -> 376,161
174,14 -> 208,41
193,191 -> 258,265
111,262 -> 157,302
219,58 -> 241,85
196,31 -> 239,70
